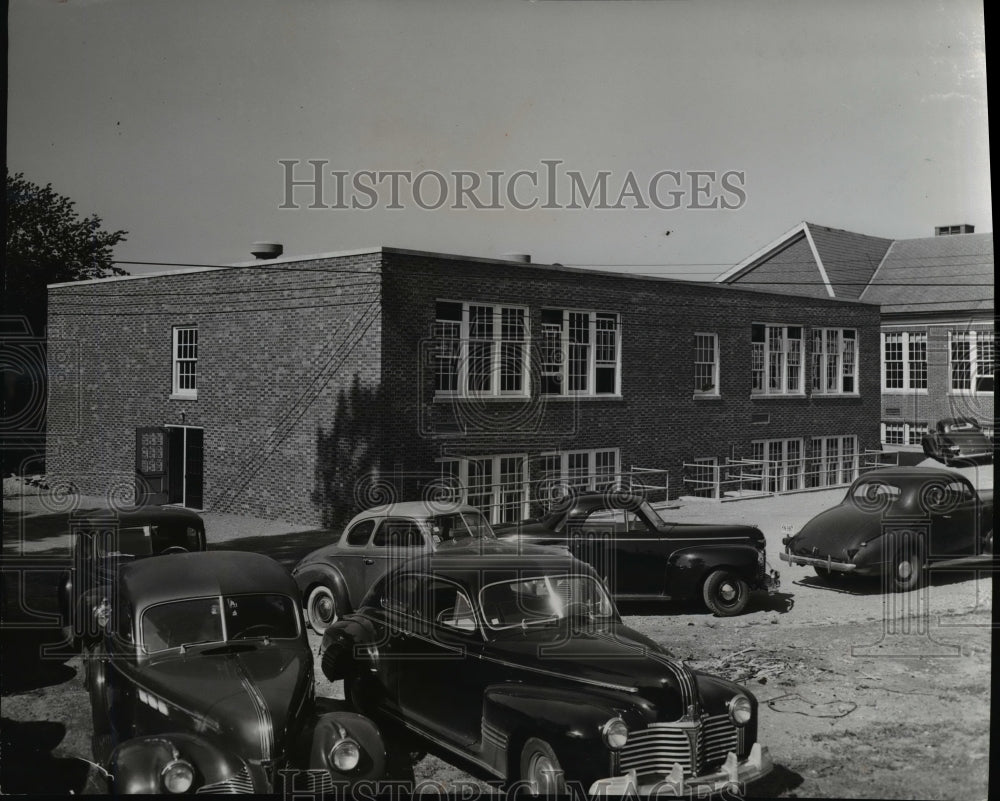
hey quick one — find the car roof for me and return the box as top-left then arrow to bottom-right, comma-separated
70,505 -> 204,528
121,551 -> 297,611
391,541 -> 599,588
857,466 -> 973,482
560,492 -> 646,509
348,501 -> 485,523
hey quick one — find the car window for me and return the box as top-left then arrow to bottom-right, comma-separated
382,574 -> 421,613
479,574 -> 614,630
97,527 -> 154,558
428,511 -> 495,543
372,520 -> 426,548
225,594 -> 299,640
851,481 -> 902,503
344,519 -> 377,547
946,481 -> 974,501
149,522 -> 201,553
142,597 -> 224,653
411,577 -> 477,633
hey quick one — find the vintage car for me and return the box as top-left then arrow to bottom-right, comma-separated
921,418 -> 993,464
320,543 -> 773,797
495,492 -> 779,616
292,500 -> 496,632
86,550 -> 394,794
58,505 -> 206,648
780,467 -> 994,591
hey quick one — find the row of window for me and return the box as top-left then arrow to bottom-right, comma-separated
881,422 -> 929,447
882,330 -> 994,393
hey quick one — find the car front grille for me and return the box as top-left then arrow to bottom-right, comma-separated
196,766 -> 255,794
618,714 -> 740,781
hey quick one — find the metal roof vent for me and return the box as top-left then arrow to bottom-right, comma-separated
934,224 -> 974,236
251,241 -> 284,260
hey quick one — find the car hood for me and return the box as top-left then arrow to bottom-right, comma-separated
787,505 -> 882,559
486,623 -> 700,722
139,644 -> 311,761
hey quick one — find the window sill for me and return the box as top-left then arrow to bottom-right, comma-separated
750,393 -> 807,400
693,394 -> 722,401
169,393 -> 198,401
811,393 -> 861,399
433,393 -> 532,402
539,394 -> 624,401
947,390 -> 994,397
882,388 -> 928,395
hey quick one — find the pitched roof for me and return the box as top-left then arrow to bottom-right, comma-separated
718,222 -> 993,313
859,232 -> 993,314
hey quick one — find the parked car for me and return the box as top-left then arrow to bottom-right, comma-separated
495,492 -> 779,616
86,550 -> 394,794
292,501 -> 496,632
921,418 -> 994,465
779,467 -> 994,591
320,542 -> 773,796
58,506 -> 206,648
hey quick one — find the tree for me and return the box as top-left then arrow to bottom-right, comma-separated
4,169 -> 128,335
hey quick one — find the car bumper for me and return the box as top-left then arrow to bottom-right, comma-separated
779,551 -> 857,572
589,743 -> 773,798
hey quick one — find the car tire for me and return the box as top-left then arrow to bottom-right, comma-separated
702,570 -> 750,616
890,534 -> 925,592
88,655 -> 112,737
520,737 -> 568,798
305,585 -> 338,633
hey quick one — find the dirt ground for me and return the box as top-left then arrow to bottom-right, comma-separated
1,476 -> 992,798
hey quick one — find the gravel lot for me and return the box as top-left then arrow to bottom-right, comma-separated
1,472 -> 992,798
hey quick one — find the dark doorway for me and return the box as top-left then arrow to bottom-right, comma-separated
136,426 -> 203,508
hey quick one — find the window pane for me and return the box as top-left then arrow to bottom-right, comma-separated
884,333 -> 903,389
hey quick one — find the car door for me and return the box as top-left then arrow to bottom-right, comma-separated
394,575 -> 486,747
569,507 -> 665,595
363,519 -> 428,595
927,479 -> 979,558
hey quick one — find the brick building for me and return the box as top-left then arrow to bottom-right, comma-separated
46,247 -> 881,526
717,223 -> 994,452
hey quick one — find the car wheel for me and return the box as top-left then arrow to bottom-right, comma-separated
88,655 -> 112,737
890,535 -> 925,592
520,737 -> 568,798
305,585 -> 338,632
702,570 -> 750,616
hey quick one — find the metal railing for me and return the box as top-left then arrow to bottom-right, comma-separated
682,455 -> 861,501
862,449 -> 899,471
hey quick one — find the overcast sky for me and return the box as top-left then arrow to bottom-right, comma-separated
7,0 -> 990,279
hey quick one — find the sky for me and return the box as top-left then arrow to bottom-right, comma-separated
7,0 -> 991,280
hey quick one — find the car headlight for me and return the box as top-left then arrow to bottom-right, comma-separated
728,696 -> 752,726
601,717 -> 629,749
161,759 -> 195,793
330,738 -> 361,771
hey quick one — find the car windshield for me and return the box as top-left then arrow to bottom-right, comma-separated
539,499 -> 666,531
141,593 -> 299,653
428,511 -> 496,542
479,573 -> 615,630
944,421 -> 979,432
93,524 -> 202,558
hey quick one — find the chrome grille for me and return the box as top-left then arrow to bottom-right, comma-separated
196,766 -> 255,794
618,714 -> 739,781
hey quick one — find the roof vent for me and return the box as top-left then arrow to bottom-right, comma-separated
500,252 -> 532,263
934,224 -> 974,236
251,241 -> 284,260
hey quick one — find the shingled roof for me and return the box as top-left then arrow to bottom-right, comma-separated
717,222 -> 993,314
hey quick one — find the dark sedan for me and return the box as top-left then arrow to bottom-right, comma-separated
495,492 -> 779,616
780,467 -> 993,591
921,418 -> 993,465
86,551 -> 394,794
320,543 -> 773,796
58,505 -> 206,648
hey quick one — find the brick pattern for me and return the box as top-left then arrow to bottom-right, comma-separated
47,249 -> 881,526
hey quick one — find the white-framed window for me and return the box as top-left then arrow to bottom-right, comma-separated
811,328 -> 858,394
751,324 -> 803,395
694,333 -> 720,396
434,302 -> 529,397
880,421 -> 929,447
539,309 -> 620,396
751,438 -> 804,492
438,454 -> 529,524
881,331 -> 927,391
535,448 -> 621,492
804,435 -> 858,488
950,330 -> 995,393
172,327 -> 198,398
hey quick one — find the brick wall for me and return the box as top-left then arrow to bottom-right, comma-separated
46,253 -> 383,524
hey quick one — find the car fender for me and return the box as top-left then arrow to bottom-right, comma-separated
293,562 -> 353,613
668,544 -> 762,596
307,710 -> 388,783
483,683 -> 634,781
319,615 -> 379,681
107,732 -> 258,794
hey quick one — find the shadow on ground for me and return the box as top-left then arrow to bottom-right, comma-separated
0,628 -> 77,694
794,568 -> 990,595
619,590 -> 795,618
0,717 -> 98,794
